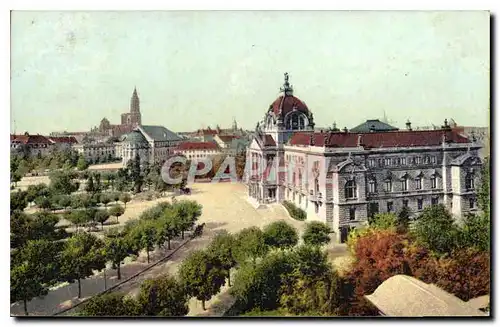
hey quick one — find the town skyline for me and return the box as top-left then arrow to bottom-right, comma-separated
11,11 -> 490,134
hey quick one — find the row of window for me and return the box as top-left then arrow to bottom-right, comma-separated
368,155 -> 437,168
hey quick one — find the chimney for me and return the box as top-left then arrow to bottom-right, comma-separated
357,134 -> 363,147
406,119 -> 412,131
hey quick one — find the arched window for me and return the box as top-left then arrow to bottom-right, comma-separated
345,180 -> 357,199
465,173 -> 475,190
368,178 -> 377,193
401,176 -> 408,191
286,113 -> 307,130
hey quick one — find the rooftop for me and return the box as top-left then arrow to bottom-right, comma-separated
350,119 -> 399,133
138,125 -> 183,142
176,141 -> 220,151
365,275 -> 486,317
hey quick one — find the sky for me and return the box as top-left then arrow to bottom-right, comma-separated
10,11 -> 490,134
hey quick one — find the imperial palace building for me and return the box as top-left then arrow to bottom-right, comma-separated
246,73 -> 484,242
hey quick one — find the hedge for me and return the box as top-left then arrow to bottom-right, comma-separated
283,201 -> 306,221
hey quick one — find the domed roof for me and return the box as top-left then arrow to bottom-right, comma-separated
121,130 -> 149,145
269,95 -> 309,117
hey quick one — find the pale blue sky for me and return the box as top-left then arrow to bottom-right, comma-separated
11,11 -> 490,134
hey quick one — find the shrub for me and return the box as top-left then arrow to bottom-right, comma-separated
283,201 -> 306,221
262,221 -> 299,249
302,221 -> 331,247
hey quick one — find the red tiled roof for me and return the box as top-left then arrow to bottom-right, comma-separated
218,135 -> 240,143
271,95 -> 309,116
288,130 -> 469,148
176,142 -> 220,151
11,134 -> 52,144
48,136 -> 78,144
264,135 -> 276,146
196,129 -> 218,136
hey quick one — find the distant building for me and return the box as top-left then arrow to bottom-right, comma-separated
119,125 -> 183,165
174,141 -> 222,160
213,134 -> 249,156
10,132 -> 54,157
96,87 -> 142,137
47,136 -> 78,151
350,119 -> 399,133
73,142 -> 117,163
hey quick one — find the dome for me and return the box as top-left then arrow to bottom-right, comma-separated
269,95 -> 309,117
121,130 -> 149,145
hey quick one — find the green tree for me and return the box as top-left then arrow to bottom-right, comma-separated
127,220 -> 156,263
60,232 -> 106,298
11,190 -> 28,213
457,213 -> 490,252
120,193 -> 132,209
397,207 -> 411,232
234,227 -> 268,265
35,196 -> 53,211
11,211 -> 64,248
85,175 -> 95,194
137,275 -> 189,316
49,170 -> 79,194
104,235 -> 130,280
11,239 -> 61,315
95,209 -> 111,230
80,292 -> 141,316
477,156 -> 490,218
100,194 -> 111,208
208,231 -> 237,286
172,200 -> 202,239
302,221 -> 331,247
11,171 -> 22,187
154,209 -> 180,250
25,183 -> 50,204
369,213 -> 397,230
77,155 -> 89,171
109,204 -> 125,224
57,194 -> 72,210
263,221 -> 299,249
179,250 -> 227,310
412,204 -> 459,255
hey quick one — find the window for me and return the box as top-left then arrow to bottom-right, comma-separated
384,179 -> 392,192
368,179 -> 377,193
403,199 -> 408,208
368,159 -> 376,167
431,197 -> 438,205
298,194 -> 302,204
384,158 -> 391,166
401,157 -> 407,165
469,198 -> 475,209
315,202 -> 319,213
293,172 -> 296,186
315,178 -> 320,193
345,180 -> 357,199
465,173 -> 475,190
387,201 -> 393,213
298,171 -> 302,187
417,199 -> 423,210
349,207 -> 356,221
415,156 -> 422,165
431,156 -> 437,164
401,177 -> 408,191
430,176 -> 437,189
415,177 -> 422,190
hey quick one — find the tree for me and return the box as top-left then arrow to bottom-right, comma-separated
11,171 -> 22,187
127,220 -> 156,263
25,183 -> 50,204
57,194 -> 72,210
208,231 -> 237,286
179,250 -> 227,310
109,205 -> 125,224
231,249 -> 297,313
120,193 -> 132,209
412,204 -> 459,255
397,207 -> 411,232
85,175 -> 95,194
60,232 -> 106,298
457,213 -> 490,253
234,227 -> 268,265
35,196 -> 53,211
95,209 -> 111,230
80,292 -> 141,316
302,221 -> 331,247
77,155 -> 88,171
137,275 -> 189,316
49,170 -> 79,194
11,190 -> 28,213
262,221 -> 299,249
104,235 -> 130,280
100,194 -> 111,208
369,213 -> 397,230
11,239 -> 61,315
173,200 -> 202,239
155,209 -> 180,250
11,211 -> 64,248
65,210 -> 87,231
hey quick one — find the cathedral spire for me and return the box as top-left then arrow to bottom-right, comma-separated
130,87 -> 140,114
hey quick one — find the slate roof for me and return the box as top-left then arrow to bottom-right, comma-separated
48,136 -> 78,144
270,95 -> 309,117
365,275 -> 486,317
121,130 -> 149,145
288,130 -> 469,148
139,125 -> 183,142
350,119 -> 399,133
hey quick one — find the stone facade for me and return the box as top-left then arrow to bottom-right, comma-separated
246,74 -> 485,243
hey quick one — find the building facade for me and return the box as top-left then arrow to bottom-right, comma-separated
73,142 -> 117,163
10,133 -> 53,157
246,74 -> 484,242
174,141 -> 222,160
120,125 -> 183,165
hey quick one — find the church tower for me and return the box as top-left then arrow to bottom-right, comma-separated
130,87 -> 142,126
